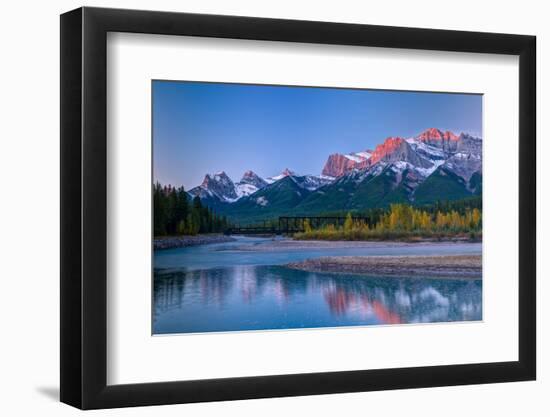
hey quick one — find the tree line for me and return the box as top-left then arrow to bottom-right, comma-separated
153,183 -> 230,236
303,196 -> 482,229
296,202 -> 482,241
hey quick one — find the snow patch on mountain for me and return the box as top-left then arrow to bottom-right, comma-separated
235,183 -> 259,198
406,137 -> 447,160
266,169 -> 333,191
256,196 -> 268,206
344,154 -> 363,163
296,174 -> 334,191
355,151 -> 372,159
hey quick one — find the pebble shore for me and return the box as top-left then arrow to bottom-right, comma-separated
286,254 -> 482,279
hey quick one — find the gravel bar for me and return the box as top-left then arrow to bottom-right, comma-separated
286,255 -> 482,279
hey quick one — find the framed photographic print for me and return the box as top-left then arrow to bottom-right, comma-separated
60,7 -> 536,409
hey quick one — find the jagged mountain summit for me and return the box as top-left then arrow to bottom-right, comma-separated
320,129 -> 480,181
266,168 -> 297,183
189,171 -> 238,202
189,168 -> 334,205
416,127 -> 459,151
322,151 -> 372,177
185,128 -> 482,222
235,170 -> 269,198
189,170 -> 270,202
301,128 -> 482,212
240,170 -> 268,189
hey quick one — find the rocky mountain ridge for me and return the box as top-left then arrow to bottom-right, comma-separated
186,128 -> 482,220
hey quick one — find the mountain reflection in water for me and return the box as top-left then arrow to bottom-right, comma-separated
153,264 -> 481,334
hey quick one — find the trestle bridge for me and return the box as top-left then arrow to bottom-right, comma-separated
225,216 -> 372,235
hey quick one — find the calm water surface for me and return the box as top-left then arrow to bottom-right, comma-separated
153,237 -> 482,334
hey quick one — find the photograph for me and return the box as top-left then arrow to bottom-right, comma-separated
152,81 -> 483,335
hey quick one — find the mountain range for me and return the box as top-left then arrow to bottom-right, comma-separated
186,128 -> 482,223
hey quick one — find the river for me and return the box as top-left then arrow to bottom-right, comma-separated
153,236 -> 482,334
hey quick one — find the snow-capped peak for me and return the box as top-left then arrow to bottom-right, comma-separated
239,170 -> 268,188
191,171 -> 238,202
268,168 -> 297,183
234,170 -> 269,198
281,168 -> 295,177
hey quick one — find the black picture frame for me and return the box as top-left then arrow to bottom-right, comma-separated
60,6 -> 536,410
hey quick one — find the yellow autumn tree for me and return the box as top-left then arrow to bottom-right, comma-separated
450,211 -> 462,230
344,212 -> 354,233
412,209 -> 424,230
389,210 -> 398,230
472,208 -> 482,229
303,218 -> 312,233
436,211 -> 446,229
420,211 -> 432,230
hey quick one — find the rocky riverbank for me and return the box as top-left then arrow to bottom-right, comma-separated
154,234 -> 236,250
286,254 -> 482,279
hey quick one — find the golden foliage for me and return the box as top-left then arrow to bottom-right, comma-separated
294,204 -> 482,241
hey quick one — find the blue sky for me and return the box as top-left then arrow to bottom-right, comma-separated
153,81 -> 482,189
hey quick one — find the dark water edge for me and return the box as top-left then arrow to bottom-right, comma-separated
154,234 -> 236,250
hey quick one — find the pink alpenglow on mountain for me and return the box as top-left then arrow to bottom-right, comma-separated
416,128 -> 460,152
417,128 -> 459,142
321,151 -> 372,177
369,137 -> 406,165
366,136 -> 434,169
322,154 -> 359,177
